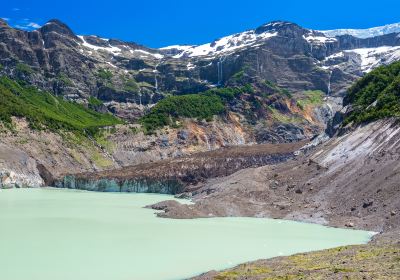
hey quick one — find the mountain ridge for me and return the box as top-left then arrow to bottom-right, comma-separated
0,18 -> 399,135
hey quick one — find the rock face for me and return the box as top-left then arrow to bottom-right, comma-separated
54,141 -> 306,193
0,143 -> 44,188
1,19 -> 400,115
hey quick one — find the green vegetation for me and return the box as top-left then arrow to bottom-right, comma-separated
88,96 -> 103,106
57,73 -> 74,86
0,77 -> 121,134
206,86 -> 245,101
141,94 -> 224,132
97,68 -> 113,81
213,244 -> 400,280
140,86 -> 249,133
265,80 -> 292,98
297,90 -> 324,109
15,63 -> 34,76
124,78 -> 140,92
344,61 -> 400,124
269,106 -> 302,124
231,70 -> 245,81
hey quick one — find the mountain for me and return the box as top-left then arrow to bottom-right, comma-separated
1,19 -> 400,111
0,18 -> 400,143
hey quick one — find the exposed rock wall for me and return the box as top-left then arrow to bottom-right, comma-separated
55,176 -> 183,194
54,142 -> 306,193
0,143 -> 43,188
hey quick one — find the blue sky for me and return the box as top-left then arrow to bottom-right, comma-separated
2,0 -> 400,48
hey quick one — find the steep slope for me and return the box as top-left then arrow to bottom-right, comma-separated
0,76 -> 121,132
145,61 -> 400,233
343,60 -> 400,124
187,118 -> 400,280
1,18 -> 400,116
1,18 -> 400,148
150,119 -> 400,232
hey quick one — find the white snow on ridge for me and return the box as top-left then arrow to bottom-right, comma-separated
345,46 -> 400,72
78,35 -> 164,59
159,45 -> 195,51
78,35 -> 122,55
321,22 -> 400,38
131,49 -> 164,59
165,30 -> 278,58
303,34 -> 337,44
324,52 -> 345,60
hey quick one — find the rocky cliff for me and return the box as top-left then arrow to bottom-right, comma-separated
1,19 -> 400,118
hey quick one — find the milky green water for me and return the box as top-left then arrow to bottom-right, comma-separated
0,188 -> 373,280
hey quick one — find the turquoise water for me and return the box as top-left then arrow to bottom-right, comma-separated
0,188 -> 372,280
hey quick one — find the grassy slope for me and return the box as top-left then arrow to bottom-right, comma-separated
210,243 -> 400,280
344,61 -> 400,124
0,77 -> 121,134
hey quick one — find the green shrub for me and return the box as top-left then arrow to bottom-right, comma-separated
15,63 -> 33,75
140,85 -> 254,133
124,78 -> 139,92
97,69 -> 113,81
343,61 -> 400,124
88,96 -> 103,106
141,93 -> 225,133
297,90 -> 324,109
0,77 -> 121,135
57,73 -> 74,86
231,70 -> 244,80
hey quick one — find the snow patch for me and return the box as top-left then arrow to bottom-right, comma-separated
168,30 -> 278,58
78,35 -> 122,55
131,49 -> 164,59
303,34 -> 337,44
344,46 -> 400,72
159,45 -> 195,51
321,22 -> 400,38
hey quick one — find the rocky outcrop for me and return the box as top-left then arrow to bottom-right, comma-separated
54,141 -> 306,193
0,143 -> 43,188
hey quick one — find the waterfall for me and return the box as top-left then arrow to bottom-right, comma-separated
217,56 -> 227,86
139,88 -> 142,106
327,70 -> 332,95
154,61 -> 162,93
217,61 -> 221,85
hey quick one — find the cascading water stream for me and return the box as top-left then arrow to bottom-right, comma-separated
154,60 -> 162,93
217,56 -> 227,86
327,70 -> 333,95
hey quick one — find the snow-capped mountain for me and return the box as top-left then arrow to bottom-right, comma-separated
321,22 -> 400,38
1,18 -> 400,109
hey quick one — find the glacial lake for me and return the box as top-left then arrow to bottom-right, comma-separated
0,188 -> 373,280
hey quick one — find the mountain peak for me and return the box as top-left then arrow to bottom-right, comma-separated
255,20 -> 300,34
39,19 -> 76,37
